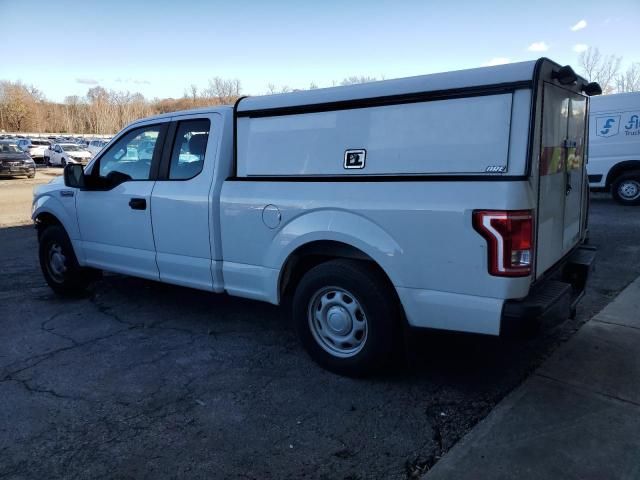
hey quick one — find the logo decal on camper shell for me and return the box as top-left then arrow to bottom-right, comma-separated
596,116 -> 620,137
344,149 -> 366,169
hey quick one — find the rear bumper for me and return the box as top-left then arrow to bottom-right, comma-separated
501,244 -> 596,334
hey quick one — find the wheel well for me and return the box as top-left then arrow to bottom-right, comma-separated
279,240 -> 400,307
606,161 -> 640,188
34,212 -> 62,239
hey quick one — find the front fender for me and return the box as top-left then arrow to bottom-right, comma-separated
32,191 -> 85,263
265,208 -> 405,286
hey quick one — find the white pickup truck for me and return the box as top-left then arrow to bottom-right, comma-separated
33,58 -> 598,376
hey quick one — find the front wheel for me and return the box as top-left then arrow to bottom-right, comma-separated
38,225 -> 100,296
61,158 -> 67,168
612,172 -> 640,206
292,259 -> 399,377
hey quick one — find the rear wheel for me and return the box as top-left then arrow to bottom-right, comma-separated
38,225 -> 100,296
612,171 -> 640,206
292,259 -> 399,377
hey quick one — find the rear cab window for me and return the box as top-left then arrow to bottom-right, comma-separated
168,119 -> 210,180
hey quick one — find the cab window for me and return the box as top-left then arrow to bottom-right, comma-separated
168,119 -> 210,180
96,125 -> 162,181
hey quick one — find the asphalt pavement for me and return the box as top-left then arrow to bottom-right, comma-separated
0,182 -> 639,479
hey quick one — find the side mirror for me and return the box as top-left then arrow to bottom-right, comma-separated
63,164 -> 86,189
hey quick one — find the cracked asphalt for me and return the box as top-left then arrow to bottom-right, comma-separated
1,173 -> 639,479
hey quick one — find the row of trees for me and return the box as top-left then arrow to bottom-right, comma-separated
0,77 -> 243,134
1,48 -> 638,135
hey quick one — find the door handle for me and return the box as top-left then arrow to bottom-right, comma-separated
128,198 -> 147,210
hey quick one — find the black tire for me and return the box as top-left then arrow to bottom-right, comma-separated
44,156 -> 50,166
27,168 -> 35,179
292,259 -> 399,377
611,171 -> 640,206
38,225 -> 99,296
61,158 -> 67,168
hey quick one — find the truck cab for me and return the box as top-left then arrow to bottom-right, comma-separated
33,58 -> 598,376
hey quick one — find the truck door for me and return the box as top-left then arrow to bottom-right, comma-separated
76,123 -> 167,280
536,84 -> 588,276
150,114 -> 223,291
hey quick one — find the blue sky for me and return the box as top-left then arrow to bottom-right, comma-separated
1,0 -> 638,101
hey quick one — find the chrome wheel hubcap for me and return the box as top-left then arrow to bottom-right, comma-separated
48,243 -> 67,282
308,287 -> 368,358
618,180 -> 640,201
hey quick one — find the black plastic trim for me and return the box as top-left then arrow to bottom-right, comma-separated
158,121 -> 178,180
588,174 -> 603,183
501,244 -> 596,335
231,95 -> 247,179
226,175 -> 529,183
525,57 -> 546,178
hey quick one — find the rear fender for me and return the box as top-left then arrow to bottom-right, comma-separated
265,209 -> 404,298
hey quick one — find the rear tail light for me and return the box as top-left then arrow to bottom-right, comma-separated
473,210 -> 534,277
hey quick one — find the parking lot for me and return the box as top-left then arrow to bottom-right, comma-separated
1,174 -> 639,479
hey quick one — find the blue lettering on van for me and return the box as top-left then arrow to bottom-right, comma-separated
625,114 -> 639,130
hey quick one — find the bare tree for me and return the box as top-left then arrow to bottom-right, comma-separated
616,63 -> 640,93
0,81 -> 36,131
62,95 -> 82,133
266,83 -> 278,95
185,84 -> 199,106
203,77 -> 241,104
340,76 -> 378,86
578,47 -> 622,94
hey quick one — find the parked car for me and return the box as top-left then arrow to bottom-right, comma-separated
33,58 -> 598,376
87,139 -> 109,156
16,138 -> 32,151
45,143 -> 92,167
19,138 -> 52,164
587,92 -> 640,205
0,140 -> 36,178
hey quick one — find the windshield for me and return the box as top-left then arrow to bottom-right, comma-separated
62,145 -> 83,152
0,143 -> 22,154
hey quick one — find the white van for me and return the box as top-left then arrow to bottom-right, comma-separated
588,92 -> 640,205
33,58 -> 598,376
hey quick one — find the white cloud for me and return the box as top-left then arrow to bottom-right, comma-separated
571,19 -> 587,31
76,78 -> 99,85
527,41 -> 549,52
482,57 -> 511,67
573,44 -> 589,53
